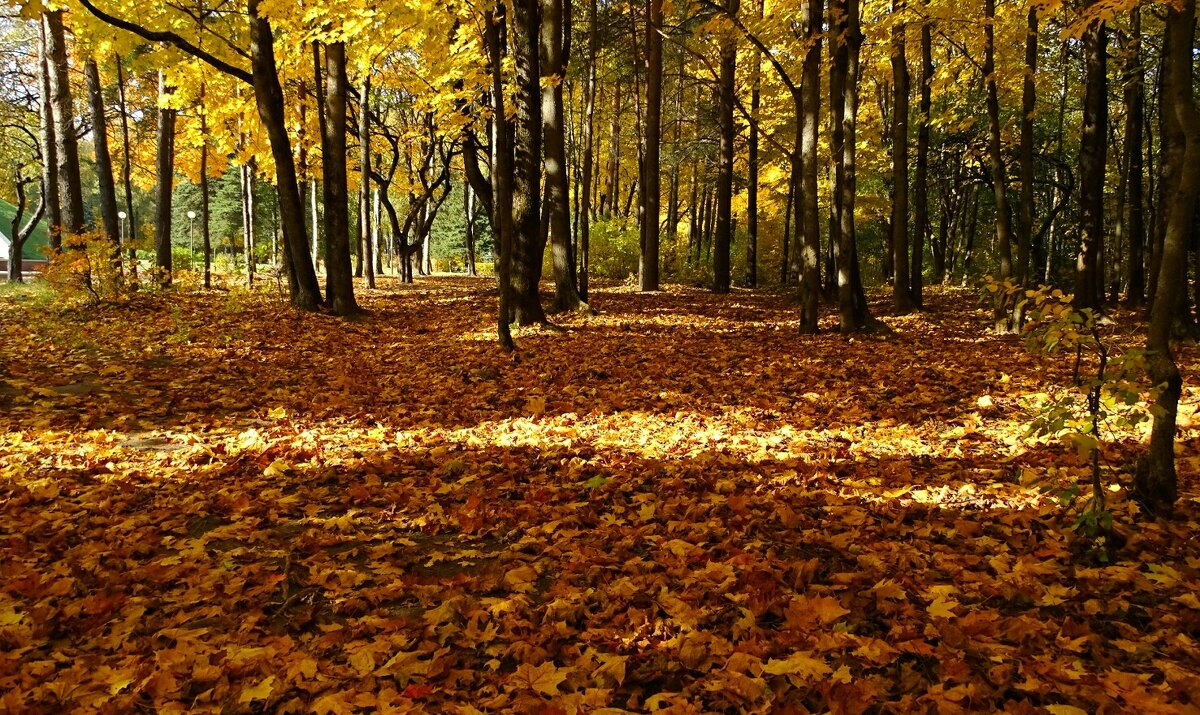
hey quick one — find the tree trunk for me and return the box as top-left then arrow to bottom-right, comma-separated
320,41 -> 359,316
44,11 -> 84,240
1075,11 -> 1107,309
85,60 -> 121,268
983,0 -> 1013,288
911,2 -> 931,307
713,0 -> 739,294
7,177 -> 45,282
797,0 -> 822,330
1123,8 -> 1146,306
639,0 -> 663,292
1137,0 -> 1197,513
361,72 -> 375,289
37,23 -> 61,252
201,142 -> 211,289
485,3 -> 516,348
544,0 -> 587,309
891,0 -> 913,312
832,0 -> 870,331
246,0 -> 320,308
154,71 -> 176,285
579,0 -> 597,301
511,0 -> 547,324
1015,8 -> 1037,293
745,11 -> 760,289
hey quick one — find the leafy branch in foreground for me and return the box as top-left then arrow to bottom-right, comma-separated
988,279 -> 1149,560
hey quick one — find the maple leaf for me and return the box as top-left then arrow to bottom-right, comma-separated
312,691 -> 356,715
238,676 -> 276,704
508,662 -> 568,696
762,652 -> 832,681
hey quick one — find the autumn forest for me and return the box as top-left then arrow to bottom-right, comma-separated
1,0 -> 1199,711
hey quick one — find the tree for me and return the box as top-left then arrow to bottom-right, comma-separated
1136,0 -> 1198,513
890,0 -> 913,313
983,0 -> 1013,293
320,41 -> 358,317
43,10 -> 84,239
510,0 -> 547,325
1074,6 -> 1107,310
84,60 -> 120,267
154,70 -> 176,285
639,0 -> 663,292
712,0 -> 739,294
910,0 -> 931,308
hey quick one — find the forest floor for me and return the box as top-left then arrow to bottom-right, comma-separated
1,276 -> 1198,714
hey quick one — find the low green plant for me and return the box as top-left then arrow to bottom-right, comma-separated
987,279 -> 1149,560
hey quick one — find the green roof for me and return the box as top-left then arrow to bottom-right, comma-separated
0,197 -> 51,260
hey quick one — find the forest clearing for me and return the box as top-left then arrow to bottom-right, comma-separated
2,279 -> 1199,713
4,0 -> 1200,710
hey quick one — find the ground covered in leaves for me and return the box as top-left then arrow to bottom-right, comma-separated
1,277 -> 1199,714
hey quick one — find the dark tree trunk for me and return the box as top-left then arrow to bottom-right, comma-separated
85,60 -> 121,268
545,0 -> 587,309
115,56 -> 136,279
1123,8 -> 1146,306
154,71 -> 176,285
37,23 -> 60,252
579,0 -> 598,302
247,0 -> 320,308
511,0 -> 547,324
713,0 -> 739,293
486,2 -> 516,349
1137,0 -> 1197,514
745,20 -> 760,289
44,11 -> 84,240
1075,11 -> 1107,309
361,72 -> 375,289
891,0 -> 913,312
1016,8 -> 1037,292
983,0 -> 1013,286
7,176 -> 45,282
831,0 -> 870,331
320,42 -> 358,316
639,0 -> 663,292
911,2 -> 931,307
797,0 -> 822,331
201,142 -> 211,289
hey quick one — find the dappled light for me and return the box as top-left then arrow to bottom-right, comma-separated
2,280 -> 1198,712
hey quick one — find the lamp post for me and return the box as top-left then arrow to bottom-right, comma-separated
117,210 -> 127,244
186,210 -> 196,269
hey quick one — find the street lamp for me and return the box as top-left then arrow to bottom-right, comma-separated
117,210 -> 127,244
186,211 -> 196,269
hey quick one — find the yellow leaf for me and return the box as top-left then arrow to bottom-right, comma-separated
928,597 -> 959,619
504,564 -> 539,593
1045,706 -> 1088,715
239,675 -> 275,704
509,661 -> 568,696
349,649 -> 375,676
762,652 -> 831,681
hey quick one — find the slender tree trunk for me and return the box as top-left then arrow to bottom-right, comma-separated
1124,8 -> 1146,306
891,0 -> 913,312
361,72 -> 375,289
1137,0 -> 1197,513
798,0 -> 823,331
1075,11 -> 1107,309
201,142 -> 211,289
1016,7 -> 1037,298
745,13 -> 760,289
485,2 -> 515,348
832,0 -> 870,331
579,0 -> 597,301
7,177 -> 44,282
713,0 -> 739,293
85,60 -> 120,268
115,56 -> 136,279
320,41 -> 359,316
511,0 -> 547,324
37,24 -> 60,251
247,0 -> 320,309
983,0 -> 1013,287
544,0 -> 587,309
154,71 -> 176,285
911,2 -> 931,307
639,0 -> 664,291
44,11 -> 84,241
